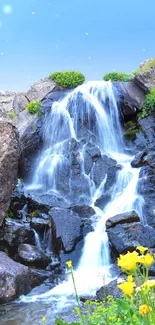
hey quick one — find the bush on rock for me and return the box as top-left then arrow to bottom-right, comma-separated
26,101 -> 42,116
103,72 -> 134,82
49,71 -> 85,88
140,87 -> 155,118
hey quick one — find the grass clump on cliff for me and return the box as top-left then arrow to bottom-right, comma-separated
8,111 -> 16,120
136,58 -> 155,74
49,71 -> 85,88
140,87 -> 155,118
26,101 -> 42,117
103,72 -> 134,82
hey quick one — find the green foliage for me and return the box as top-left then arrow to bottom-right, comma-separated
5,208 -> 14,218
140,88 -> 155,119
8,111 -> 16,119
30,210 -> 39,218
26,101 -> 42,116
103,72 -> 134,82
49,71 -> 85,88
124,128 -> 141,140
124,121 -> 137,128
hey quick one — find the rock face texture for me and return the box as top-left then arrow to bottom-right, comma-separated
0,252 -> 31,303
0,119 -> 19,225
0,91 -> 17,117
134,66 -> 155,93
25,77 -> 63,102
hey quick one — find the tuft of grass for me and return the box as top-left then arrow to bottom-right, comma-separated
8,111 -> 16,119
103,72 -> 134,82
136,58 -> 155,74
49,71 -> 85,88
140,87 -> 155,119
26,101 -> 43,117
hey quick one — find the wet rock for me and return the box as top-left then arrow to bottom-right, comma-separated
0,252 -> 31,303
69,174 -> 91,205
131,151 -> 147,167
0,219 -> 35,253
93,155 -> 119,189
84,152 -> 93,175
18,244 -> 51,268
95,191 -> 111,209
30,217 -> 48,231
106,211 -> 140,229
30,268 -> 54,287
0,119 -> 19,225
138,116 -> 155,146
107,222 -> 155,254
71,205 -> 95,219
49,208 -> 83,253
134,65 -> 155,93
114,81 -> 145,119
96,278 -> 124,300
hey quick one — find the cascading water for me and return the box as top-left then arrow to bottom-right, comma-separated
21,81 -> 144,311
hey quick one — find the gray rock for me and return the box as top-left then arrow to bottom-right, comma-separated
0,91 -> 17,118
134,65 -> 155,93
131,151 -> 147,167
18,244 -> 51,268
0,119 -> 19,225
96,279 -> 123,300
49,208 -> 82,253
93,155 -> 118,188
106,211 -> 140,229
0,252 -> 31,303
114,81 -> 145,118
13,93 -> 29,115
26,77 -> 62,102
107,222 -> 155,254
0,219 -> 35,250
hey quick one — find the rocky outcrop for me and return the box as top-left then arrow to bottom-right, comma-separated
106,211 -> 140,229
25,77 -> 63,102
0,252 -> 31,303
18,244 -> 51,268
134,66 -> 155,93
107,220 -> 155,254
0,91 -> 17,117
0,119 -> 19,225
114,81 -> 145,119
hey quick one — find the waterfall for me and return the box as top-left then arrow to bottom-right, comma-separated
32,229 -> 42,250
21,81 -> 144,303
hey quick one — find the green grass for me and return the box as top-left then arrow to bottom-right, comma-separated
103,72 -> 134,82
136,59 -> 155,74
8,111 -> 16,119
49,71 -> 85,88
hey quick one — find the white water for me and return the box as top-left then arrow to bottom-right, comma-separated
32,229 -> 42,250
21,81 -> 144,305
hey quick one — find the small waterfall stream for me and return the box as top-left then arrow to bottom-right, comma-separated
21,81 -> 144,303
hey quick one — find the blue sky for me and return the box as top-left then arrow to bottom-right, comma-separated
0,0 -> 154,91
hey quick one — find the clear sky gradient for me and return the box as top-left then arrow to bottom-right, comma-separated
0,0 -> 155,91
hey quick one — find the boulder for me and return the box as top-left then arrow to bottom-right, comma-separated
0,119 -> 19,225
131,151 -> 147,167
106,211 -> 140,229
92,155 -> 119,189
49,208 -> 82,253
25,77 -> 63,102
0,219 -> 35,252
18,244 -> 51,268
134,65 -> 155,93
107,222 -> 155,254
96,278 -> 123,300
0,252 -> 31,303
114,81 -> 145,119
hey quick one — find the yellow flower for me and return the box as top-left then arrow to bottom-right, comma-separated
42,317 -> 46,322
66,260 -> 72,268
117,251 -> 138,272
118,280 -> 136,297
139,304 -> 152,316
137,253 -> 154,268
127,275 -> 133,282
136,246 -> 148,254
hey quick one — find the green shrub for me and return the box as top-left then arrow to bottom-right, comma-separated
49,71 -> 85,88
26,101 -> 42,116
8,111 -> 16,119
140,87 -> 155,118
103,72 -> 134,82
